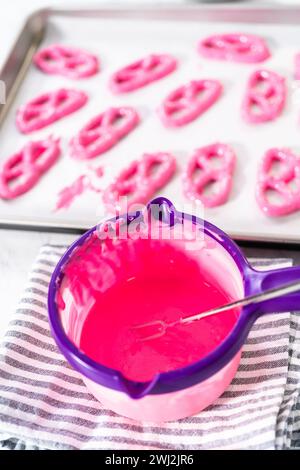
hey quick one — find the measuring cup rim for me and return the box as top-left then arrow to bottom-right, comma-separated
48,198 -> 256,399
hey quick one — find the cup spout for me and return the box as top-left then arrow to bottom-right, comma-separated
146,196 -> 177,227
119,375 -> 158,399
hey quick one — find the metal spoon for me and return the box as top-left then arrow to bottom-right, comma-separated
132,278 -> 300,341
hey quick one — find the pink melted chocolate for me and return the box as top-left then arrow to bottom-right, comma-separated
77,237 -> 239,382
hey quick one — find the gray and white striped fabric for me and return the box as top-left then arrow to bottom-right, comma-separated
0,245 -> 299,450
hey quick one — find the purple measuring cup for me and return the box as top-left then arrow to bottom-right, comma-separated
48,197 -> 300,422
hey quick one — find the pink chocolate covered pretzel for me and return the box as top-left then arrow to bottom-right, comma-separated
109,54 -> 177,94
0,136 -> 60,199
242,70 -> 286,124
33,44 -> 99,79
70,107 -> 139,160
159,79 -> 222,127
256,148 -> 300,217
16,88 -> 88,134
183,143 -> 236,208
103,152 -> 176,211
198,33 -> 270,64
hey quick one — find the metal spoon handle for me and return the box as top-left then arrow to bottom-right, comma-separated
180,278 -> 300,326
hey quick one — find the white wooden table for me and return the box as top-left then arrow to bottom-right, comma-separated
0,0 -> 299,338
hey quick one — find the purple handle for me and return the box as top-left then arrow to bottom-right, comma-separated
246,264 -> 300,315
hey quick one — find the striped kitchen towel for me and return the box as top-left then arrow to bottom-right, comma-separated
0,245 -> 299,450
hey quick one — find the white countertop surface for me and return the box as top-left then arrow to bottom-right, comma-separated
0,0 -> 299,338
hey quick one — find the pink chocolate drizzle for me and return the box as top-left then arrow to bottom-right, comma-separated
55,166 -> 104,211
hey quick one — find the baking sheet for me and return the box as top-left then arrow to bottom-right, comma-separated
1,7 -> 300,241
